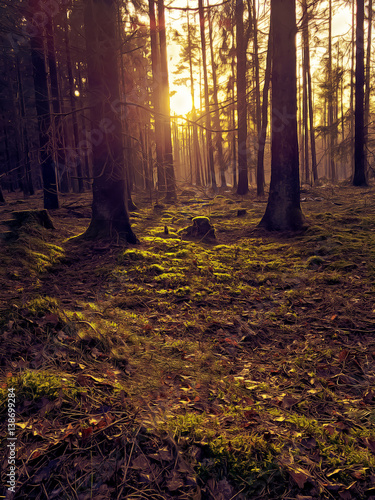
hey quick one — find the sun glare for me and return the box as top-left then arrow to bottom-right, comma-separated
170,87 -> 193,116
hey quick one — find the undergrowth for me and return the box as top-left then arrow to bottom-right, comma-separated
1,186 -> 375,499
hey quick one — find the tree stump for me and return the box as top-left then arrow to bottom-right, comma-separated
183,216 -> 216,242
8,210 -> 55,230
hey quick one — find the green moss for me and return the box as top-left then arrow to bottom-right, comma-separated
119,248 -> 158,262
155,272 -> 188,285
214,245 -> 232,251
324,271 -> 342,284
329,260 -> 357,271
263,259 -> 287,271
142,235 -> 180,248
148,263 -> 166,274
192,216 -> 210,223
174,249 -> 190,259
25,296 -> 59,316
2,371 -> 77,402
160,411 -> 284,496
214,273 -> 232,283
174,286 -> 191,296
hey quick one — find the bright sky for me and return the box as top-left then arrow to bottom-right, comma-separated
333,9 -> 352,37
167,1 -> 356,116
167,0 -> 223,116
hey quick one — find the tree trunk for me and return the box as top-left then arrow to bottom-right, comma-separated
207,0 -> 226,188
236,0 -> 248,195
302,20 -> 309,184
0,184 -> 5,203
187,14 -> 202,186
148,0 -> 165,194
256,18 -> 272,197
57,56 -> 71,191
158,0 -> 176,201
340,49 -> 346,178
328,0 -> 336,182
4,54 -> 25,195
28,0 -> 59,209
353,0 -> 367,185
231,26 -> 237,188
83,0 -> 136,242
3,120 -> 14,192
76,62 -> 92,191
298,60 -> 303,176
350,0 -> 355,175
63,11 -> 84,193
252,0 -> 261,164
118,6 -> 138,208
302,0 -> 318,183
364,0 -> 372,170
15,55 -> 34,196
259,0 -> 304,231
46,16 -> 69,194
199,0 -> 217,190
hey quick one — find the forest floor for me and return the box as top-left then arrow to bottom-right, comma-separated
0,184 -> 375,500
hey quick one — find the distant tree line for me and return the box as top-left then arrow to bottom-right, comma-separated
0,0 -> 372,235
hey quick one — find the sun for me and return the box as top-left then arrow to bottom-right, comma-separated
170,87 -> 193,116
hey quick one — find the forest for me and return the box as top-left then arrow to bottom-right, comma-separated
0,0 -> 375,498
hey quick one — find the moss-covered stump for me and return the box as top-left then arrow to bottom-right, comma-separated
182,216 -> 216,242
8,210 -> 55,230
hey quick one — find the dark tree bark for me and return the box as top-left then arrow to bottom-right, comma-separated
256,18 -> 272,197
364,0 -> 372,171
2,119 -> 14,192
259,0 -> 304,231
83,0 -> 136,242
158,0 -> 176,201
230,24 -> 237,188
350,0 -> 355,174
353,0 -> 367,185
28,0 -> 59,209
199,0 -> 217,190
236,0 -> 248,195
15,55 -> 34,196
2,54 -> 24,194
0,184 -> 5,203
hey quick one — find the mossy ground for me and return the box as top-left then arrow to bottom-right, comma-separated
1,185 -> 375,499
